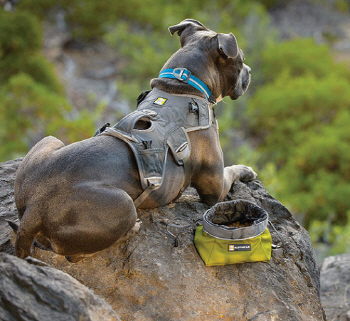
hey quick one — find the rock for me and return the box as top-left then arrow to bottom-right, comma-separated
0,253 -> 120,321
270,1 -> 347,41
320,254 -> 350,321
0,158 -> 326,320
42,18 -> 130,122
0,158 -> 22,255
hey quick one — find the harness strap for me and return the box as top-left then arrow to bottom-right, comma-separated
133,178 -> 161,208
178,149 -> 191,196
133,149 -> 192,208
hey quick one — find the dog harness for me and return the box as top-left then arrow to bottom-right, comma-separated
100,88 -> 216,207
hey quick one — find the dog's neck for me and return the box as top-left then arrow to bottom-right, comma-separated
150,47 -> 223,103
150,75 -> 222,104
157,68 -> 215,104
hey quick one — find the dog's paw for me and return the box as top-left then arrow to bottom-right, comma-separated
231,165 -> 257,182
131,219 -> 142,233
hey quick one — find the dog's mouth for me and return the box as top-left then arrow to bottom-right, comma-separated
242,73 -> 251,92
230,66 -> 251,100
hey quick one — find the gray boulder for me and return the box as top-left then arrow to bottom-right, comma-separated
0,159 -> 326,320
0,253 -> 120,321
0,158 -> 21,255
321,254 -> 350,321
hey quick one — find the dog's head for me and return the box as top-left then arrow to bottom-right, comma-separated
165,19 -> 251,101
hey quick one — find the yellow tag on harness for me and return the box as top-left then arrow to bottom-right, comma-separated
154,97 -> 168,105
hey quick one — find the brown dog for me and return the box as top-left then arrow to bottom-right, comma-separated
14,19 -> 256,262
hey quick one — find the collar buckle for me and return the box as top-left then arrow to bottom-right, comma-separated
173,68 -> 191,83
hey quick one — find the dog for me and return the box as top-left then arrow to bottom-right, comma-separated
13,19 -> 256,262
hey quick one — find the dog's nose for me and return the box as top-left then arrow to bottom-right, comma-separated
244,64 -> 251,74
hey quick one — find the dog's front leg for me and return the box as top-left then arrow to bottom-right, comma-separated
192,164 -> 256,205
220,165 -> 257,200
190,127 -> 257,205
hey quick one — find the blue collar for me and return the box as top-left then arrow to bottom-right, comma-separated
158,68 -> 215,104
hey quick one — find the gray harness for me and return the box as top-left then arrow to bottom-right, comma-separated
100,88 -> 215,207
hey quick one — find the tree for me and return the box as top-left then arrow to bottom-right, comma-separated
0,10 -> 97,161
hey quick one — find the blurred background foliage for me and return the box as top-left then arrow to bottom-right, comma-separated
1,0 -> 350,261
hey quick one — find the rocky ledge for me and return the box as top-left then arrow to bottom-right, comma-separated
0,159 -> 326,320
320,254 -> 350,321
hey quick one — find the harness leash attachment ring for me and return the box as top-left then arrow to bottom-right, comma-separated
189,100 -> 199,113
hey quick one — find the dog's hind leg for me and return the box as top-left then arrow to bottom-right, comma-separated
15,207 -> 42,259
8,219 -> 52,252
46,185 -> 138,260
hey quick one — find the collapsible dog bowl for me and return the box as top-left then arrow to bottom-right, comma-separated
195,199 -> 271,266
202,199 -> 269,240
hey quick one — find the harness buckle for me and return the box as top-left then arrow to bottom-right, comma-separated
173,68 -> 191,83
147,177 -> 162,188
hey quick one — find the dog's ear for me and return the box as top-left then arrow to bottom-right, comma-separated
168,19 -> 207,36
217,33 -> 238,59
169,19 -> 208,47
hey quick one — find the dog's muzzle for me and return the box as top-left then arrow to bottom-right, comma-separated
242,64 -> 251,91
231,63 -> 251,100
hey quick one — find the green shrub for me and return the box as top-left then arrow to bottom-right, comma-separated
0,73 -> 98,161
276,110 -> 350,225
247,36 -> 350,250
261,38 -> 349,81
0,10 -> 62,93
248,73 -> 350,164
0,73 -> 71,160
0,11 -> 41,54
0,11 -> 41,81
